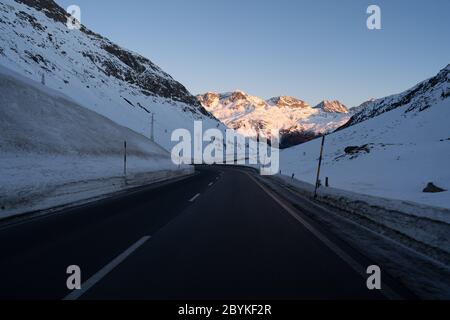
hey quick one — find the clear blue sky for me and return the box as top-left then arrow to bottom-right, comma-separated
56,0 -> 450,107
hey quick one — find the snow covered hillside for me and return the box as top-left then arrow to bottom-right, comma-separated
0,65 -> 191,218
0,0 -> 225,150
280,65 -> 450,209
197,90 -> 350,148
340,64 -> 450,130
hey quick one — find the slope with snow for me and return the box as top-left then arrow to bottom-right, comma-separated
197,90 -> 350,148
0,0 -> 225,150
280,65 -> 450,209
0,64 -> 191,218
340,65 -> 450,130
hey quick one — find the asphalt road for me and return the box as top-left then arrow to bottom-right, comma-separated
0,166 -> 406,300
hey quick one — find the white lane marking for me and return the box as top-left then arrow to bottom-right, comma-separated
245,173 -> 402,300
189,193 -> 201,202
208,182 -> 214,187
63,236 -> 151,301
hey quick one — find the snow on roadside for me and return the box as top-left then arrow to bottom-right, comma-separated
0,65 -> 191,219
0,153 -> 193,219
271,174 -> 450,259
263,174 -> 450,299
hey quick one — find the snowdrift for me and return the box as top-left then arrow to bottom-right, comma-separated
0,65 -> 192,219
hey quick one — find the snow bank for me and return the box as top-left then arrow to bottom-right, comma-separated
0,65 -> 192,218
270,174 -> 450,264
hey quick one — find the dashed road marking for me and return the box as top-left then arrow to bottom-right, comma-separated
63,235 -> 151,300
189,193 -> 201,202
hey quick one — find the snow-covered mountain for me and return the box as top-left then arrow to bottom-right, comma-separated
0,0 -> 224,150
197,90 -> 350,148
314,100 -> 349,113
340,65 -> 450,130
280,64 -> 450,209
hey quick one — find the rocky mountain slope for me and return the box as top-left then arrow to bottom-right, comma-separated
197,91 -> 350,148
0,0 -> 223,150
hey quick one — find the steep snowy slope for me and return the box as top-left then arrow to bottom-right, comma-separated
340,65 -> 450,130
280,65 -> 450,209
0,0 -> 223,150
0,64 -> 188,217
197,90 -> 350,148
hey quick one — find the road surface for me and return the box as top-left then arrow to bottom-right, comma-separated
0,166 -> 409,299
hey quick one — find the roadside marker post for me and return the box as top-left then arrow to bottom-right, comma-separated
124,140 -> 127,177
150,113 -> 155,142
314,135 -> 326,199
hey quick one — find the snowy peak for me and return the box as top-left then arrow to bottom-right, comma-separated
221,90 -> 249,102
197,92 -> 221,108
197,90 -> 267,110
267,96 -> 311,109
221,90 -> 266,107
198,90 -> 312,111
314,100 -> 349,113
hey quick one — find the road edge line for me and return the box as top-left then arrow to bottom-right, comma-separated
245,172 -> 403,300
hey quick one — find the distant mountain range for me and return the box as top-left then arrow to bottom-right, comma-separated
197,91 -> 350,148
